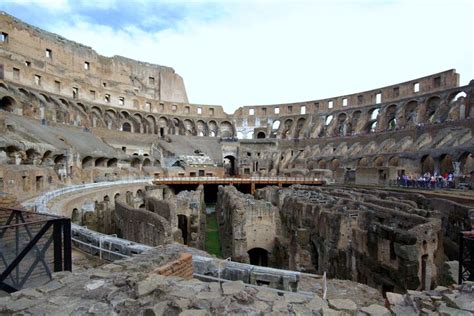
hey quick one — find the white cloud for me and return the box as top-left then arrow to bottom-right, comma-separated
15,0 -> 474,112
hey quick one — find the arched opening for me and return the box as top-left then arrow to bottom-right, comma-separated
439,154 -> 454,174
248,248 -> 269,266
272,120 -> 280,130
131,158 -> 141,168
460,152 -> 474,174
330,159 -> 340,170
178,214 -> 188,245
0,96 -> 16,112
82,156 -> 93,168
143,158 -> 151,167
122,122 -> 132,132
318,160 -> 327,169
71,208 -> 80,224
107,158 -> 118,167
114,193 -> 120,201
404,101 -> 418,126
220,121 -> 234,138
388,156 -> 399,167
224,155 -> 236,176
336,113 -> 347,136
374,156 -> 384,167
358,157 -> 369,167
256,131 -> 266,139
385,104 -> 397,130
425,96 -> 440,123
95,157 -> 107,167
421,155 -> 435,174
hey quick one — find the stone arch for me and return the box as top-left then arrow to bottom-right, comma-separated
146,115 -> 157,134
95,157 -> 107,167
336,113 -> 347,136
388,156 -> 399,167
224,155 -> 236,176
439,153 -> 454,174
318,159 -> 327,169
196,120 -> 208,136
385,104 -> 398,130
330,158 -> 340,170
105,109 -> 118,130
421,155 -> 435,174
404,100 -> 418,127
0,96 -> 17,112
424,96 -> 441,123
82,156 -> 94,168
143,158 -> 152,167
90,107 -> 104,128
219,121 -> 234,138
256,131 -> 266,139
247,248 -> 268,266
158,116 -> 168,137
107,158 -> 118,167
71,208 -> 80,224
365,108 -> 379,133
373,156 -> 385,167
208,120 -> 218,137
459,152 -> 474,174
294,117 -> 306,138
183,119 -> 196,136
350,110 -> 361,134
133,113 -> 144,133
358,157 -> 369,167
122,122 -> 132,132
281,119 -> 293,139
131,157 -> 141,168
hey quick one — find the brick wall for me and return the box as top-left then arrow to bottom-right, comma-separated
152,253 -> 193,279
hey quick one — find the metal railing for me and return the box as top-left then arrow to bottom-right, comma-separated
0,207 -> 71,293
35,177 -> 153,215
459,231 -> 474,284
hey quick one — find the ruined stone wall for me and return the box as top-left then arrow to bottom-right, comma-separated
0,12 -> 188,104
144,186 -> 206,249
255,185 -> 447,292
216,185 -> 282,264
115,199 -> 172,246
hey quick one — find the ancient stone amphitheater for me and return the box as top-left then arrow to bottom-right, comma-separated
0,11 -> 473,315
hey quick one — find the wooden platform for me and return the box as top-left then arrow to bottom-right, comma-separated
153,177 -> 325,194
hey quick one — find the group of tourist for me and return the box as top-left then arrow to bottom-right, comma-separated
396,172 -> 455,189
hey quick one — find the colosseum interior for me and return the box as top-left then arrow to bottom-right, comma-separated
0,10 -> 473,315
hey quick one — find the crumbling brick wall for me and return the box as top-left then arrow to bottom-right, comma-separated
152,253 -> 193,279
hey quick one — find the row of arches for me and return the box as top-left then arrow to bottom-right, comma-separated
250,89 -> 470,140
0,83 -> 236,138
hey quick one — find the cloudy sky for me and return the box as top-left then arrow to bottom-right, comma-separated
1,0 -> 473,112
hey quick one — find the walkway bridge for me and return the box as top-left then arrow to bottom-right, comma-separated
153,176 -> 325,194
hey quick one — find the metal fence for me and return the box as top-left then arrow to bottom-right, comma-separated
459,231 -> 474,284
0,207 -> 71,293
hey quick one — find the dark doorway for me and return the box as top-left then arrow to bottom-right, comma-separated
310,241 -> 319,273
35,176 -> 43,191
224,155 -> 236,176
256,132 -> 266,139
178,214 -> 188,245
248,247 -> 269,266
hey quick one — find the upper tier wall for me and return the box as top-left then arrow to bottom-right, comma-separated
0,11 -> 188,105
233,70 -> 459,118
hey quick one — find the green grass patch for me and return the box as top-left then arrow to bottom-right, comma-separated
205,213 -> 221,257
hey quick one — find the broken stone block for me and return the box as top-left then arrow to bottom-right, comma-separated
328,298 -> 357,313
222,280 -> 245,295
385,292 -> 404,306
360,304 -> 391,316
